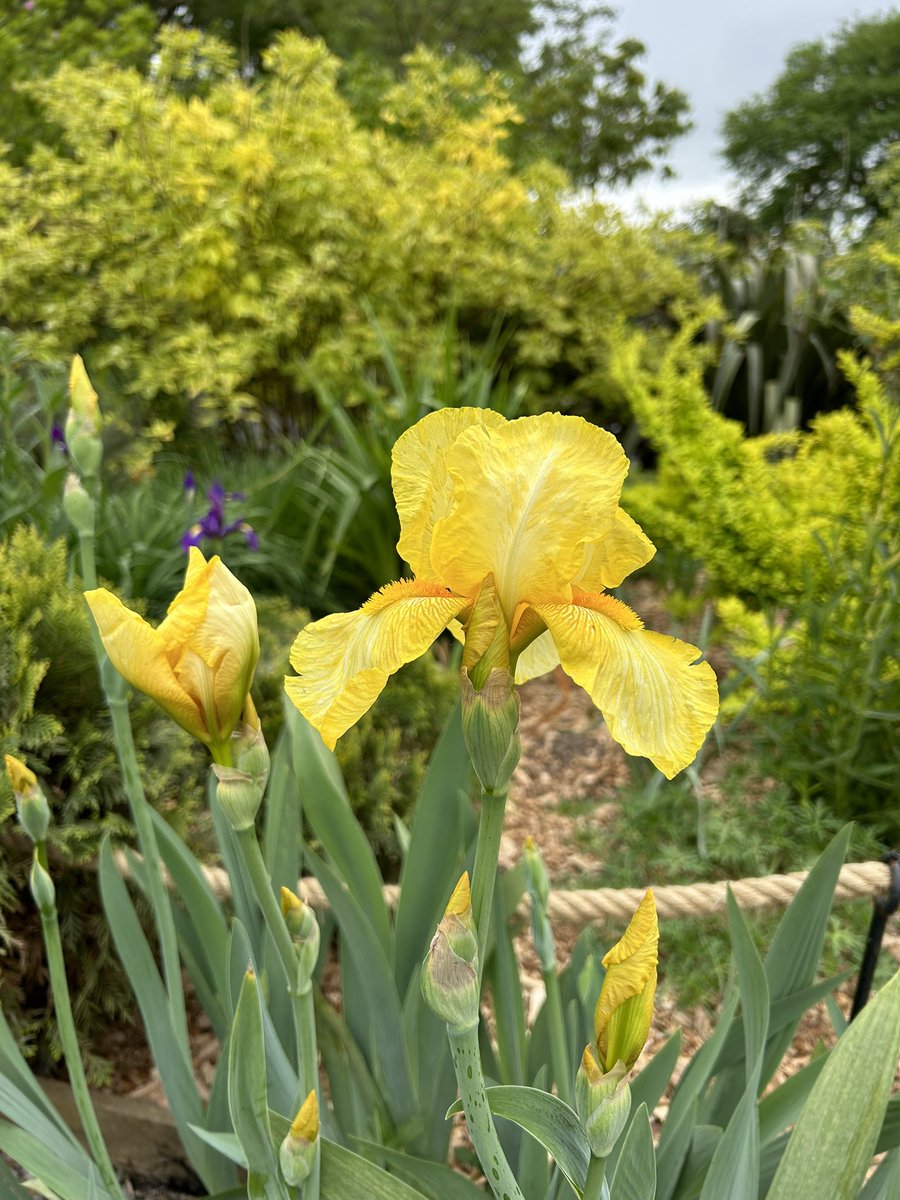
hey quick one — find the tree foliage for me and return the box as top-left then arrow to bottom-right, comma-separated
0,28 -> 703,438
162,0 -> 690,187
0,0 -> 156,165
722,12 -> 900,233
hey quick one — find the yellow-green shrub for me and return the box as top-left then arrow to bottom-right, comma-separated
611,319 -> 896,605
0,29 -> 701,436
611,323 -> 899,824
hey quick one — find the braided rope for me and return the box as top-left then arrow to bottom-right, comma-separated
134,854 -> 890,924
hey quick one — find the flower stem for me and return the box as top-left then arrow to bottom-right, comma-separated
583,1154 -> 607,1200
236,825 -> 321,1190
448,1023 -> 525,1200
234,825 -> 321,1199
36,859 -> 125,1199
470,788 -> 508,971
77,512 -> 189,1052
106,690 -> 190,1050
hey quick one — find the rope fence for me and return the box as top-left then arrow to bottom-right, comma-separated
111,850 -> 894,926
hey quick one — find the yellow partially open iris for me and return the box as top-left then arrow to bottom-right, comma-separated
85,548 -> 259,760
286,408 -> 718,777
594,889 -> 658,1073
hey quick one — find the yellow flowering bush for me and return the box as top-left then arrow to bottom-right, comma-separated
0,28 -> 703,437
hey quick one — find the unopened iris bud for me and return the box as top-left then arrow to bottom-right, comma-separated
280,886 -> 320,983
4,755 -> 50,844
523,837 -> 555,972
62,473 -> 95,536
422,873 -> 479,1031
460,668 -> 521,795
523,836 -> 550,908
231,719 -> 269,791
575,1045 -> 631,1158
30,854 -> 56,916
212,765 -> 262,832
594,890 -> 658,1075
64,356 -> 103,477
279,1089 -> 318,1186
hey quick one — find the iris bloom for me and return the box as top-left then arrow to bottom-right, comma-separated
286,408 -> 717,777
85,548 -> 259,761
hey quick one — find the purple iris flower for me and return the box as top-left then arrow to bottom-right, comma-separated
51,423 -> 67,453
181,477 -> 259,553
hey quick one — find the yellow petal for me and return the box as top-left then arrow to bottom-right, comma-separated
285,580 -> 466,749
69,355 -> 99,423
431,413 -> 628,625
289,1090 -> 319,1142
595,890 -> 658,1071
158,549 -> 259,747
392,407 -> 507,581
535,591 -> 718,778
4,754 -> 36,795
84,589 -> 205,740
575,509 -> 656,591
513,629 -> 560,684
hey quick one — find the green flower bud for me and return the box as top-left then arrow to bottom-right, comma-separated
65,356 -> 103,478
422,873 -> 480,1031
575,1045 -> 631,1158
523,837 -> 555,972
5,754 -> 51,844
62,473 -> 95,536
231,719 -> 270,790
30,855 -> 56,916
460,668 -> 521,795
212,765 -> 262,832
281,887 -> 320,984
279,1089 -> 318,1186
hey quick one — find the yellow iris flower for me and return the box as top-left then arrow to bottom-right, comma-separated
594,888 -> 658,1073
85,548 -> 259,760
286,408 -> 718,777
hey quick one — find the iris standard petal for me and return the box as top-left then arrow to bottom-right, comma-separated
575,509 -> 656,591
392,406 -> 507,581
431,413 -> 628,625
286,580 -> 467,749
513,630 -> 560,684
84,589 -> 204,740
535,591 -> 718,778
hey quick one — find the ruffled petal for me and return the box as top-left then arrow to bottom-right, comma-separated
431,413 -> 628,625
286,580 -> 467,749
392,407 -> 507,581
84,589 -> 205,740
575,509 -> 656,591
535,591 -> 718,778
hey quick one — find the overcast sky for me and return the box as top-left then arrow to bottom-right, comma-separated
602,0 -> 898,214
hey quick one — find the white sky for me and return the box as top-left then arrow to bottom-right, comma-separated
601,0 -> 899,215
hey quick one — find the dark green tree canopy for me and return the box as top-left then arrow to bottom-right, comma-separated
722,12 -> 900,233
161,0 -> 690,188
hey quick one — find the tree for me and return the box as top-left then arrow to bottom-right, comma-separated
164,0 -> 691,189
722,12 -> 900,233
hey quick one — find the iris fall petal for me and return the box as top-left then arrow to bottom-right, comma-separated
535,591 -> 719,778
286,580 -> 466,750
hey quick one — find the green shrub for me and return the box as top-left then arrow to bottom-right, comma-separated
611,326 -> 899,828
0,28 -> 703,440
